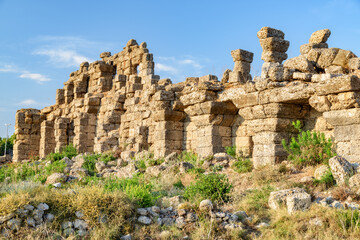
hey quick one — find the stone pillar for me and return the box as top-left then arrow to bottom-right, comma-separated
153,110 -> 185,158
54,117 -> 69,152
229,49 -> 254,83
238,103 -> 307,168
257,27 -> 291,82
324,108 -> 360,163
13,109 -> 41,162
39,120 -> 55,158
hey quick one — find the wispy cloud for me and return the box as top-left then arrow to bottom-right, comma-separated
34,49 -> 91,68
0,63 -> 51,84
155,56 -> 207,82
19,71 -> 51,83
0,64 -> 18,73
31,36 -> 107,68
17,99 -> 39,106
155,63 -> 178,74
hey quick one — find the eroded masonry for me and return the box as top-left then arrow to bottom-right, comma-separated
13,27 -> 360,167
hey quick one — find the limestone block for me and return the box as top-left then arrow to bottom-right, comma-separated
293,72 -> 312,81
261,51 -> 287,63
309,29 -> 331,44
259,37 -> 289,52
306,48 -> 322,63
315,75 -> 360,96
329,156 -> 355,186
257,27 -> 285,40
233,61 -> 251,73
309,95 -> 331,112
228,71 -> 250,83
332,49 -> 356,68
317,48 -> 339,69
268,188 -> 306,210
152,110 -> 185,121
286,192 -> 311,214
325,66 -> 345,74
230,49 -> 254,63
221,69 -> 231,83
199,74 -> 218,83
284,55 -> 316,73
153,90 -> 174,101
300,43 -> 328,55
267,66 -> 293,81
349,58 -> 360,70
180,90 -> 216,106
328,92 -> 360,110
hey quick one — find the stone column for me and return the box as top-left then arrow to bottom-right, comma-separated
54,117 -> 69,152
324,109 -> 360,163
229,49 -> 254,83
39,120 -> 55,158
13,109 -> 41,162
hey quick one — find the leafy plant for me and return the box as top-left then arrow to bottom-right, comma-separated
282,120 -> 335,168
178,151 -> 198,166
225,145 -> 237,158
232,158 -> 253,173
83,154 -> 98,176
184,173 -> 232,203
313,168 -> 335,188
46,143 -> 78,161
104,174 -> 160,207
99,153 -> 116,164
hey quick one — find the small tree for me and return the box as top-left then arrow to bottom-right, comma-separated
282,120 -> 335,168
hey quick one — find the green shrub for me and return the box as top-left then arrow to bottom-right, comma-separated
0,165 -> 15,182
232,158 -> 253,173
184,173 -> 232,203
148,158 -> 164,166
46,144 -> 78,161
136,159 -> 147,170
83,154 -> 99,176
282,120 -> 335,168
100,153 -> 116,164
173,180 -> 185,189
178,151 -> 198,166
104,175 -> 159,207
225,145 -> 237,158
187,167 -> 205,176
313,168 -> 335,188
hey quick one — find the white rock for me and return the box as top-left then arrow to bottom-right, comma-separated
138,216 -> 152,225
120,234 -> 132,240
286,192 -> 312,214
74,219 -> 88,229
45,213 -> 55,222
37,203 -> 49,211
26,217 -> 36,227
199,199 -> 213,211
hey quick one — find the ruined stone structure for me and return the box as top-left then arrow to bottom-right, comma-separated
13,27 -> 360,167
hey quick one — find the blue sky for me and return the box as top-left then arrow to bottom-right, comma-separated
0,0 -> 359,137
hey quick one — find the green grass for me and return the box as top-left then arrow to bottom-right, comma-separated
232,158 -> 253,173
184,173 -> 232,204
104,174 -> 162,207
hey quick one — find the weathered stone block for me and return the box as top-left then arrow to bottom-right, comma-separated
257,27 -> 285,40
309,29 -> 331,44
259,37 -> 289,52
230,49 -> 254,63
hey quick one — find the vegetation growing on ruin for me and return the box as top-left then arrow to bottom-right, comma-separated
282,120 -> 336,168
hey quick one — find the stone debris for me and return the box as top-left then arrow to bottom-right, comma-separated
268,188 -> 307,210
329,156 -> 355,186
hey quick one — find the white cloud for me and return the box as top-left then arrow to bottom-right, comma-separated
179,59 -> 203,70
17,99 -> 39,106
19,71 -> 51,83
155,63 -> 178,74
154,55 -> 208,82
0,64 -> 17,73
31,35 -> 108,68
34,49 -> 92,68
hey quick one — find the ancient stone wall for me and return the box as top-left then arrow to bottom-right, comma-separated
13,27 -> 360,167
